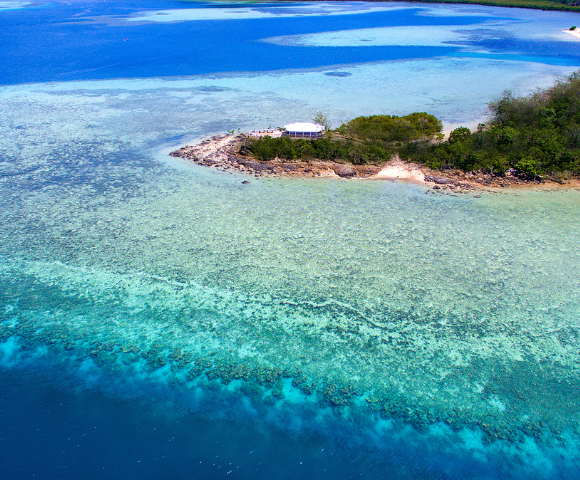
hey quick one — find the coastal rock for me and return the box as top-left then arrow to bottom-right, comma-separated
424,175 -> 456,185
334,165 -> 356,178
202,158 -> 221,166
357,166 -> 381,176
238,159 -> 270,171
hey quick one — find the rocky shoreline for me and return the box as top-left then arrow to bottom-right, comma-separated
170,134 -> 578,192
169,133 -> 383,179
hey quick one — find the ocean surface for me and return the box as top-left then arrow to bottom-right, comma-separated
1,1 -> 580,478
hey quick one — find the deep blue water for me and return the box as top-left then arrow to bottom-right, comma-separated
0,351 -> 511,480
1,0 -> 579,85
1,366 -> 385,480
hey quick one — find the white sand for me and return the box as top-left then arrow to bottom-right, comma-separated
563,29 -> 580,39
373,161 -> 425,183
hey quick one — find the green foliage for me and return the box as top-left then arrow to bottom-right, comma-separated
313,111 -> 331,131
449,127 -> 471,143
243,135 -> 394,165
241,136 -> 294,161
343,113 -> 442,142
571,26 -> 577,30
401,71 -> 580,176
515,156 -> 539,177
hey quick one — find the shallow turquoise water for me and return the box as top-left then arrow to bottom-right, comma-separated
2,1 -> 580,478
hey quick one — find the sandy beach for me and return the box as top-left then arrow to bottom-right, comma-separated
563,29 -> 580,39
374,161 -> 426,182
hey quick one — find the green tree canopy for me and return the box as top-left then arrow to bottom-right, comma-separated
343,113 -> 443,142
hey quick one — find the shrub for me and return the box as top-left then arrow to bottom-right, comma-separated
344,113 -> 442,142
515,156 -> 539,177
449,127 -> 471,143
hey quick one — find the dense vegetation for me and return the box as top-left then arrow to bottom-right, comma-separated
401,72 -> 580,177
336,113 -> 443,143
241,135 -> 393,165
242,113 -> 441,165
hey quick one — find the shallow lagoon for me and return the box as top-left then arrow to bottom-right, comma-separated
1,1 -> 580,478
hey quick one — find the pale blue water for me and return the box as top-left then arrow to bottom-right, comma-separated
1,1 -> 580,478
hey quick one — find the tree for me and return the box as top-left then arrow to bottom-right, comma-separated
515,156 -> 539,177
313,111 -> 331,131
449,127 -> 471,143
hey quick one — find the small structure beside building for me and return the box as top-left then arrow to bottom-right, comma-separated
249,122 -> 326,139
249,128 -> 283,138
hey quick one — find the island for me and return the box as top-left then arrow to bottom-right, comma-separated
171,71 -> 580,191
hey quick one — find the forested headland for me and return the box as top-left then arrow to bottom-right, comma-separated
402,72 -> 580,178
242,72 -> 580,180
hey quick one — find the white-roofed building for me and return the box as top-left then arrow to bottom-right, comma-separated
282,122 -> 326,139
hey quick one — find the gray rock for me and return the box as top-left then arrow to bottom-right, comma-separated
425,175 -> 455,185
334,165 -> 356,178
